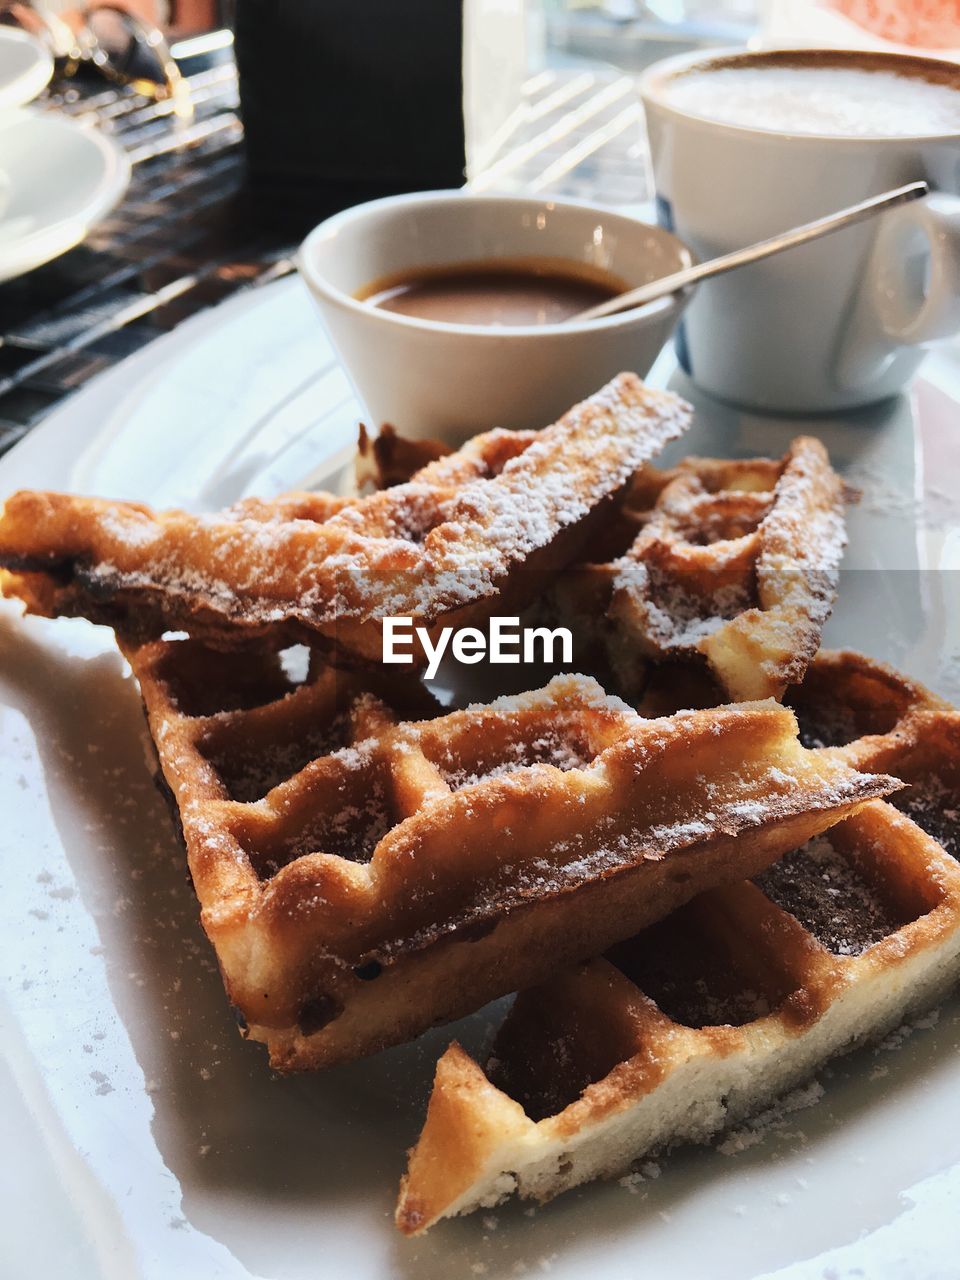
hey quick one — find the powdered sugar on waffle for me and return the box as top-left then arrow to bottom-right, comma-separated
757,833 -> 897,955
889,773 -> 960,863
628,570 -> 753,648
14,375 -> 694,631
760,445 -> 847,577
440,732 -> 595,791
386,753 -> 895,957
609,437 -> 846,685
715,1081 -> 826,1157
392,380 -> 693,616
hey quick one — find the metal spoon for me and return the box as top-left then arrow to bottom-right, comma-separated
573,181 -> 929,322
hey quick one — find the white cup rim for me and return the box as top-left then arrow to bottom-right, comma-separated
297,189 -> 695,339
639,44 -> 960,145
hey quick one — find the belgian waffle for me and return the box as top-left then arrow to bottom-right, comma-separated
350,427 -> 848,702
125,634 -> 895,1070
396,652 -> 960,1234
0,374 -> 690,662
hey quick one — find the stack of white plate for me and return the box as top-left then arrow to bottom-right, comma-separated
0,27 -> 130,282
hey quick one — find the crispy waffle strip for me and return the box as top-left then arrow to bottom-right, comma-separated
605,436 -> 848,701
125,636 -> 896,1070
0,374 -> 691,655
350,428 -> 849,701
396,653 -> 960,1234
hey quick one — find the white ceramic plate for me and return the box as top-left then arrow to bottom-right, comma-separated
0,109 -> 130,282
0,26 -> 52,112
1,277 -> 959,1280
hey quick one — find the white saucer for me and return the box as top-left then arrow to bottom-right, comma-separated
0,108 -> 130,282
0,26 -> 52,112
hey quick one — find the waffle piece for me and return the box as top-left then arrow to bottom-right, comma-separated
786,649 -> 960,862
355,429 -> 848,702
353,422 -> 676,565
355,423 -> 452,493
0,374 -> 690,660
396,651 -> 960,1234
604,437 -> 848,701
126,634 -> 896,1070
640,648 -> 960,864
397,796 -> 960,1234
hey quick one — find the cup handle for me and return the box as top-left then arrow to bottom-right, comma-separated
834,193 -> 960,394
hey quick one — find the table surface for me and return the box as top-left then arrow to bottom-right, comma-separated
0,36 -> 649,458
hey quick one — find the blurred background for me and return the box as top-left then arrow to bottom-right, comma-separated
1,0 -> 958,456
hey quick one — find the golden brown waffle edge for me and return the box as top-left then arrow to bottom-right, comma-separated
395,650 -> 960,1233
0,374 -> 692,661
124,633 -> 898,1071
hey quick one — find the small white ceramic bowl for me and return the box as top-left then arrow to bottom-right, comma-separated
298,191 -> 694,442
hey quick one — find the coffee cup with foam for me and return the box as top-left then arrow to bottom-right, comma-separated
640,47 -> 960,413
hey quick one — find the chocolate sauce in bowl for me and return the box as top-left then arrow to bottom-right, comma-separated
357,257 -> 627,326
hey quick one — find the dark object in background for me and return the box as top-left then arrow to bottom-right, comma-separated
234,0 -> 466,234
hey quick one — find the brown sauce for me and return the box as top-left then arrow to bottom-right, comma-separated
356,257 -> 627,326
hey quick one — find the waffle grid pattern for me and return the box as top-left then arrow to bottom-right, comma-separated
396,651 -> 960,1233
125,632 -> 894,1071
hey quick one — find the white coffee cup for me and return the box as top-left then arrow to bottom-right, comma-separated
298,191 -> 693,443
639,47 -> 960,413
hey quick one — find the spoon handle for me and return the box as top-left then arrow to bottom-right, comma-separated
576,180 -> 930,322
